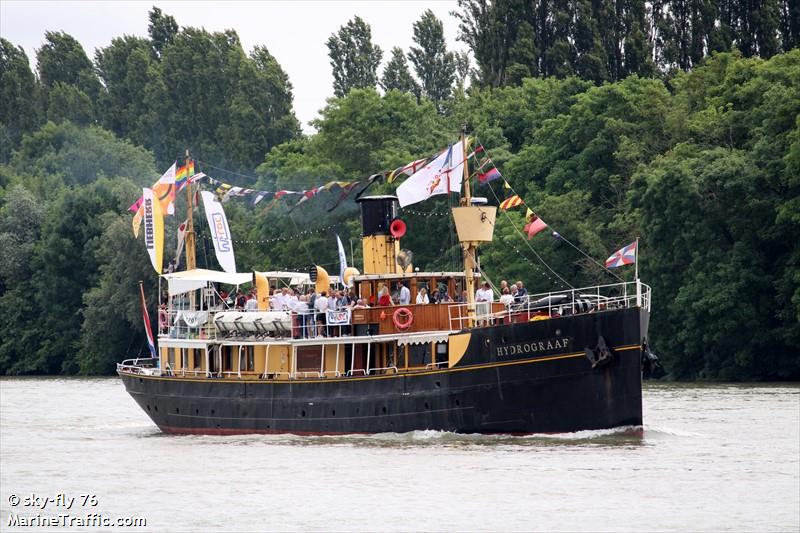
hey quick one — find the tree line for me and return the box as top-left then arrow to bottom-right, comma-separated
0,4 -> 797,380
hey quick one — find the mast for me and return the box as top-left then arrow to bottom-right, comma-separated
184,149 -> 197,271
460,129 -> 477,326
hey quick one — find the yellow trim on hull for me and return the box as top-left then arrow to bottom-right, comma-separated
121,344 -> 642,385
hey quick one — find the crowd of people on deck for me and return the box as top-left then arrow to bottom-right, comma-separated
208,278 -> 530,313
188,277 -> 533,338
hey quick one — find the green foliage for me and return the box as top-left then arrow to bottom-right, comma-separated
36,31 -> 100,120
0,9 -> 797,382
0,39 -> 40,160
11,121 -> 156,188
456,0 -> 796,88
380,47 -> 419,96
326,16 -> 383,98
46,82 -> 94,125
409,10 -> 457,107
148,6 -> 178,57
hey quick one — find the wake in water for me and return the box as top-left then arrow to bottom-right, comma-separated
149,425 -> 647,449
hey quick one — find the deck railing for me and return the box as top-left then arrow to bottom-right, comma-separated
155,280 -> 651,341
448,280 -> 651,331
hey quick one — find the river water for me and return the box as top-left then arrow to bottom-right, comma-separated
0,378 -> 797,532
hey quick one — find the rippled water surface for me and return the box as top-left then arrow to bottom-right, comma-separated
1,378 -> 798,532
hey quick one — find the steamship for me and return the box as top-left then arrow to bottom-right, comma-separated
118,141 -> 654,435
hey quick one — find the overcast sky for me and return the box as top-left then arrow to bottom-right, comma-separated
1,0 -> 466,133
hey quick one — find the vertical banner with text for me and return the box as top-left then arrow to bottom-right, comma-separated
142,187 -> 164,274
201,191 -> 237,273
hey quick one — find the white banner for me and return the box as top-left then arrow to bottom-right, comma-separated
142,187 -> 164,274
201,191 -> 237,273
326,308 -> 351,325
336,234 -> 347,288
396,140 -> 464,207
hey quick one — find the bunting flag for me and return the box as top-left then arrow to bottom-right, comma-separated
288,186 -> 321,213
524,214 -> 548,239
467,144 -> 485,159
605,241 -> 637,268
175,160 -> 195,192
327,181 -> 360,211
141,187 -> 164,274
387,158 -> 429,183
201,191 -> 237,273
139,281 -> 156,358
128,197 -> 143,213
396,140 -> 464,207
499,195 -> 523,210
353,173 -> 384,201
503,180 -> 511,190
478,167 -> 502,184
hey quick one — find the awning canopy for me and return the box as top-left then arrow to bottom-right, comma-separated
162,269 -> 252,296
396,331 -> 453,346
163,269 -> 314,295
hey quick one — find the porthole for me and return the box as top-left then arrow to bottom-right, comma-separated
382,406 -> 387,414
195,409 -> 199,415
146,405 -> 150,412
211,409 -> 215,415
424,402 -> 429,410
435,381 -> 441,388
176,407 -> 180,414
301,410 -> 306,417
154,405 -> 158,412
332,410 -> 336,416
455,399 -> 461,407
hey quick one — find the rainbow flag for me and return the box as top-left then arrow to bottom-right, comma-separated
175,160 -> 195,192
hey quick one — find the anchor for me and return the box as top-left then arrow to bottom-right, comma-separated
584,335 -> 614,368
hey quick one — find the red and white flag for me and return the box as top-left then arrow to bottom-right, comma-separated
139,282 -> 157,358
605,241 -> 637,268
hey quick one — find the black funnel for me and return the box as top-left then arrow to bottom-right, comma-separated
356,195 -> 399,237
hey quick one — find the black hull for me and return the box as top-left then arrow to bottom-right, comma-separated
119,308 -> 648,435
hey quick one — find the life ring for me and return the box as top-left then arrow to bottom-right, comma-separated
392,307 -> 414,330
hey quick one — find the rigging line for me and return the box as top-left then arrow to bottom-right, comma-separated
484,186 -> 574,289
287,212 -> 315,266
554,233 -> 624,282
473,134 -> 622,282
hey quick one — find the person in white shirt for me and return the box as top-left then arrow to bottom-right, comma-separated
314,291 -> 329,336
244,296 -> 258,311
293,295 -> 310,337
475,282 -> 493,324
416,287 -> 430,304
398,282 -> 411,305
499,287 -> 515,307
475,282 -> 494,302
271,289 -> 284,311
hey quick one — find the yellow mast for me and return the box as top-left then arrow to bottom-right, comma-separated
460,130 -> 477,326
184,149 -> 197,271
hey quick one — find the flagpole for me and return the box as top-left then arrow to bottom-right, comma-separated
184,149 -> 196,272
635,237 -> 641,308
